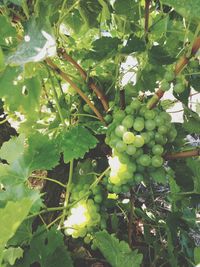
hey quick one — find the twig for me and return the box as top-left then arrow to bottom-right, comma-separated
164,148 -> 200,160
45,58 -> 106,123
147,36 -> 200,109
120,89 -> 126,110
58,48 -> 109,111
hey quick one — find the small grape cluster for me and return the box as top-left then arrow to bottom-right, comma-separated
105,98 -> 177,192
161,67 -> 187,94
64,199 -> 101,239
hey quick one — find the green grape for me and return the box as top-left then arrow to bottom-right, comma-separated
147,140 -> 155,148
155,116 -> 165,126
160,112 -> 172,122
139,154 -> 151,166
158,125 -> 168,135
122,184 -> 129,193
144,110 -> 156,120
152,144 -> 164,155
122,115 -> 134,128
173,82 -> 185,94
94,194 -> 103,203
113,110 -> 126,121
133,135 -> 144,147
104,114 -> 112,123
126,144 -> 137,155
139,106 -> 148,116
145,120 -> 156,131
141,132 -> 151,143
161,80 -> 170,91
133,118 -> 145,131
134,148 -> 143,158
164,70 -> 175,82
152,155 -> 164,167
125,105 -> 134,114
113,185 -> 121,194
123,131 -> 135,144
136,164 -> 145,172
115,125 -> 127,137
130,99 -> 141,110
147,131 -> 155,140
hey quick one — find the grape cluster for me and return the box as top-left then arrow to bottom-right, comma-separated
105,98 -> 177,192
160,67 -> 186,94
64,199 -> 101,239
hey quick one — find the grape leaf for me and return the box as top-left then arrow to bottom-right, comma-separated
86,37 -> 121,61
0,15 -> 16,47
0,198 -> 33,264
183,108 -> 200,134
95,231 -> 143,267
187,158 -> 200,193
0,134 -> 25,164
6,18 -> 56,65
17,226 -> 74,267
98,0 -> 111,22
161,0 -> 200,23
0,66 -> 41,116
25,132 -> 60,171
58,126 -> 98,163
121,34 -> 145,54
114,0 -> 139,19
194,247 -> 200,264
3,247 -> 23,266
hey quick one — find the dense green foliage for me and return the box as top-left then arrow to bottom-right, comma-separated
0,0 -> 200,266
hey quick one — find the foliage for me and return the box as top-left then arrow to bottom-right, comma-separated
0,0 -> 200,266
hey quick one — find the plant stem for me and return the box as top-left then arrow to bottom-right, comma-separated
46,66 -> 66,126
26,206 -> 65,220
164,148 -> 200,160
60,159 -> 74,226
144,0 -> 151,41
120,89 -> 126,110
0,118 -> 7,125
58,48 -> 109,111
45,58 -> 106,123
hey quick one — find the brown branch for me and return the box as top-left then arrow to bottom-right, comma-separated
120,89 -> 126,110
147,36 -> 200,109
164,149 -> 200,160
57,48 -> 109,112
45,58 -> 106,124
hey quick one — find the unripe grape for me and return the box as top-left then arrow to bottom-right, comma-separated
123,131 -> 135,144
139,154 -> 151,166
122,115 -> 134,128
152,144 -> 164,155
152,155 -> 164,167
115,125 -> 127,137
133,135 -> 144,147
133,118 -> 144,131
145,120 -> 156,131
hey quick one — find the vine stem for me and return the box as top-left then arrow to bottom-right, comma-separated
147,36 -> 200,109
57,48 -> 109,112
46,66 -> 66,126
45,58 -> 106,123
60,159 -> 74,226
164,148 -> 200,160
144,0 -> 151,42
128,189 -> 134,248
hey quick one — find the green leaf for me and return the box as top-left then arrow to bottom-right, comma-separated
3,247 -> 23,265
95,231 -> 143,267
59,126 -> 98,163
0,15 -> 16,47
149,45 -> 176,65
17,226 -> 74,267
187,158 -> 200,193
194,247 -> 200,264
114,0 -> 139,19
86,37 -> 121,61
26,132 -> 60,171
0,134 -> 25,164
0,66 -> 41,116
7,18 -> 56,65
121,34 -> 145,54
183,108 -> 200,134
161,0 -> 200,23
0,198 -> 33,264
